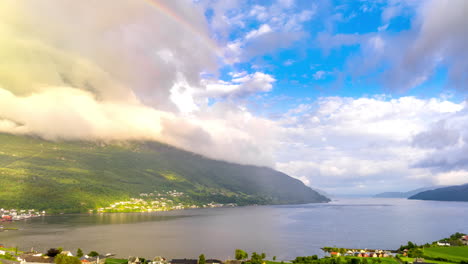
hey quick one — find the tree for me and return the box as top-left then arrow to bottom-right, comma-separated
273,256 -> 277,261
88,251 -> 99,257
199,254 -> 206,264
235,249 -> 248,260
251,252 -> 264,264
47,248 -> 61,257
261,253 -> 266,259
76,249 -> 83,258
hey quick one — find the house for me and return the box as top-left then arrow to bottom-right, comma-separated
128,257 -> 141,264
460,236 -> 468,245
413,258 -> 435,264
152,256 -> 168,264
437,242 -> 450,246
61,251 -> 74,257
206,259 -> 223,264
18,254 -> 54,264
224,260 -> 242,264
170,259 -> 198,264
330,252 -> 341,257
371,253 -> 378,258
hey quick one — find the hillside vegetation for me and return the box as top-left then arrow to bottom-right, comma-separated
423,247 -> 468,263
409,184 -> 468,202
0,133 -> 329,213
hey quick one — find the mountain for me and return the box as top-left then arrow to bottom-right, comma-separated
373,186 -> 443,198
0,133 -> 329,213
408,184 -> 468,202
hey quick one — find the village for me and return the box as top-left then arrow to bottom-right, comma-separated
1,209 -> 45,222
0,246 -> 238,264
0,190 -> 237,219
93,190 -> 237,213
0,234 -> 467,264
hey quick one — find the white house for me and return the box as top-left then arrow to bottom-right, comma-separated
437,242 -> 450,246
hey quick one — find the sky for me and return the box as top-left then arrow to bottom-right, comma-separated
0,0 -> 467,195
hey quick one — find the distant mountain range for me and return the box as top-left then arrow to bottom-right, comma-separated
373,186 -> 444,198
409,184 -> 468,202
0,133 -> 329,213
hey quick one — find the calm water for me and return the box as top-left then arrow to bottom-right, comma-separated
1,198 -> 467,260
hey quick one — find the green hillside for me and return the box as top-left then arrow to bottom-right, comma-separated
423,246 -> 468,262
409,184 -> 468,202
0,133 -> 329,213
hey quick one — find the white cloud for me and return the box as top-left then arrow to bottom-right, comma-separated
245,24 -> 272,40
313,70 -> 328,80
201,72 -> 276,99
214,0 -> 316,63
318,0 -> 468,91
272,96 -> 465,194
433,170 -> 468,186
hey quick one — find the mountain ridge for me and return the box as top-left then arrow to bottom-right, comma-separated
408,184 -> 468,202
373,186 -> 444,198
0,133 -> 329,213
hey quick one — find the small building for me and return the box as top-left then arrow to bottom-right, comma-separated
437,242 -> 450,246
206,259 -> 223,264
18,254 -> 54,264
152,256 -> 168,264
330,252 -> 341,257
61,251 -> 74,257
224,260 -> 242,264
170,259 -> 198,264
460,236 -> 468,245
128,257 -> 141,264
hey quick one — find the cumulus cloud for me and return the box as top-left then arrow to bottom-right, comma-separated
0,0 -> 276,166
411,105 -> 468,177
317,0 -> 468,91
273,96 -> 465,194
217,0 -> 316,63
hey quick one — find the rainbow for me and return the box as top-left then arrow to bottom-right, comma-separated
142,0 -> 220,53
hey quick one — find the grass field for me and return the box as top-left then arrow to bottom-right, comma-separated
399,256 -> 454,264
423,247 -> 468,262
105,258 -> 128,264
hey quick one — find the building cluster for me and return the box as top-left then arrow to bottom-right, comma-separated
435,235 -> 468,246
330,250 -> 392,258
128,257 -> 225,264
11,250 -> 232,264
0,208 -> 45,221
93,190 -> 237,213
94,197 -> 199,213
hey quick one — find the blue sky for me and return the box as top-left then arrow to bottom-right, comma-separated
201,0 -> 464,110
1,0 -> 467,195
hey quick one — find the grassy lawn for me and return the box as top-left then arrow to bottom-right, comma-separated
105,258 -> 129,264
424,247 -> 468,262
399,256 -> 454,264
